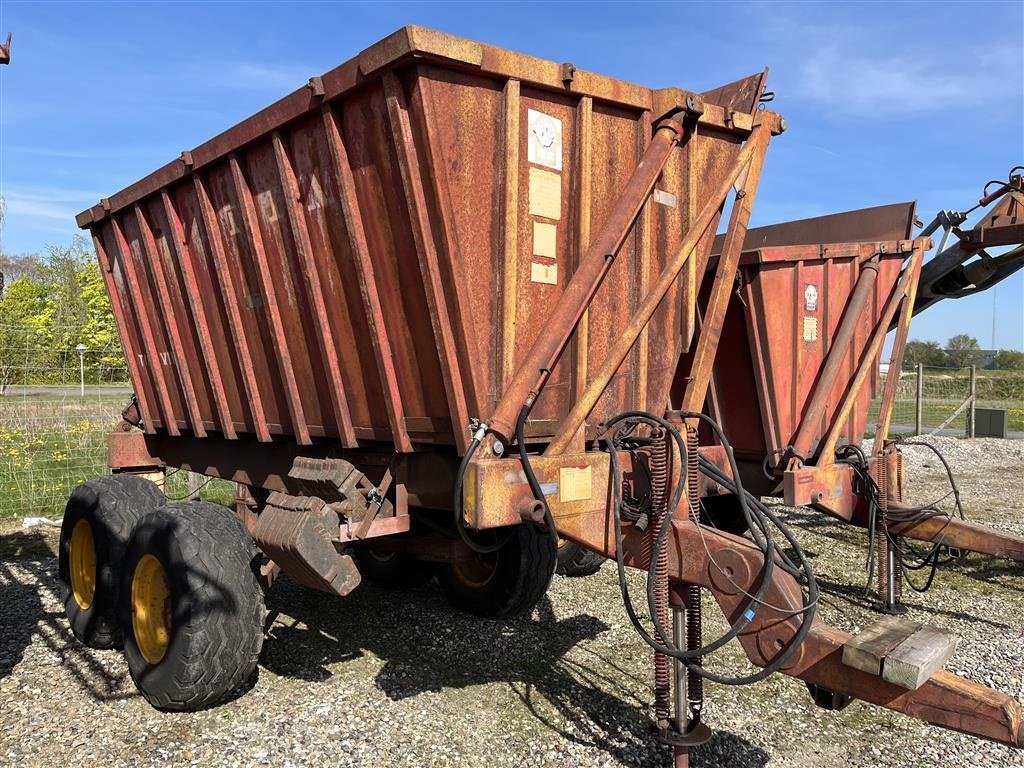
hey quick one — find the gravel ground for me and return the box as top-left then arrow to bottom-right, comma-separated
1,436 -> 1022,767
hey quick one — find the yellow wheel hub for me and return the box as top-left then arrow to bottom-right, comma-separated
132,554 -> 172,664
69,519 -> 97,610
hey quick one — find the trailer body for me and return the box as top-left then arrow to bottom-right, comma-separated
72,26 -> 1024,761
79,26 -> 762,456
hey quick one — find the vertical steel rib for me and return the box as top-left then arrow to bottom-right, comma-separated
228,153 -> 311,445
92,231 -> 156,433
635,110 -> 653,411
133,204 -> 207,437
545,129 -> 764,455
192,174 -> 271,442
321,104 -> 413,453
818,243 -> 925,463
109,215 -> 180,436
160,190 -> 236,439
872,242 -> 926,454
271,131 -> 357,447
681,126 -> 771,415
500,79 -> 522,388
572,95 -> 593,449
383,72 -> 470,453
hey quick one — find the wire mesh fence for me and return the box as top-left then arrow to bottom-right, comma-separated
0,343 -> 233,519
2,338 -> 1022,521
868,365 -> 1024,437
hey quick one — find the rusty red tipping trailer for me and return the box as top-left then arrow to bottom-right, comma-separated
68,26 -> 1022,763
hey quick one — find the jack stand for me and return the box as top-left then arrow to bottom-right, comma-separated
873,537 -> 908,615
872,458 -> 907,615
659,590 -> 712,766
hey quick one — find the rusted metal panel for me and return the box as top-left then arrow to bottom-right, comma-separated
713,201 -> 917,253
81,27 -> 766,455
710,239 -> 912,462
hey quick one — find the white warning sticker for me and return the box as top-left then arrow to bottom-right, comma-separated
653,189 -> 677,208
530,261 -> 558,285
527,109 -> 563,171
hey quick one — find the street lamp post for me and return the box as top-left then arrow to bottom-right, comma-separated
75,344 -> 87,397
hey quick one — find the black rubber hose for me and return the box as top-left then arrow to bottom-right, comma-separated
603,410 -> 818,684
452,435 -> 510,554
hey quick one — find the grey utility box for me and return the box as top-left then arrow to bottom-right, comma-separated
973,408 -> 1009,438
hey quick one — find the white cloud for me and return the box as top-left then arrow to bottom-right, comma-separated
797,42 -> 1020,116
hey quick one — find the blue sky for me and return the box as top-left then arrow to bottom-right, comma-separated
1,0 -> 1022,349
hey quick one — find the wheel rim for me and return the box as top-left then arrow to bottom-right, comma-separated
451,550 -> 499,589
69,519 -> 97,610
132,554 -> 172,664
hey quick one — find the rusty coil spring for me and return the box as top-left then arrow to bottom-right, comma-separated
685,427 -> 704,716
649,426 -> 672,726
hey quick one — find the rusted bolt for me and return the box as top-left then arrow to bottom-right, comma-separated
518,498 -> 545,523
685,94 -> 705,115
180,151 -> 194,169
308,76 -> 325,98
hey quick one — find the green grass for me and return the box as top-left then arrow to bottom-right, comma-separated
0,393 -> 234,518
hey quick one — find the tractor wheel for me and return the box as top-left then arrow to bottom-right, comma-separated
119,501 -> 265,711
58,474 -> 165,649
700,494 -> 752,536
555,539 -> 605,577
438,524 -> 556,618
352,546 -> 434,589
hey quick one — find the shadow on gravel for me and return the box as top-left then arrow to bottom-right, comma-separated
0,562 -> 41,681
0,558 -> 136,700
774,505 -> 1024,617
260,577 -> 768,768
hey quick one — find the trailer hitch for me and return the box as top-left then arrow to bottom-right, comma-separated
561,512 -> 1024,749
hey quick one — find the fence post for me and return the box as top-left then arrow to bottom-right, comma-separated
187,471 -> 202,500
967,365 -> 977,438
915,363 -> 923,436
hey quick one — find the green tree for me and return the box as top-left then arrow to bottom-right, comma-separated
0,276 -> 53,394
43,236 -> 92,351
946,334 -> 981,369
903,339 -> 947,369
995,349 -> 1024,370
78,258 -> 125,378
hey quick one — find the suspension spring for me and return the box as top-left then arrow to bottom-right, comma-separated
649,426 -> 672,727
685,427 -> 704,718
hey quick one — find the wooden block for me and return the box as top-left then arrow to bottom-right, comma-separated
842,616 -> 921,676
882,626 -> 958,691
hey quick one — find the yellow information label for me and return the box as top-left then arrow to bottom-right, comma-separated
559,466 -> 592,503
533,221 -> 557,258
528,167 -> 562,221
